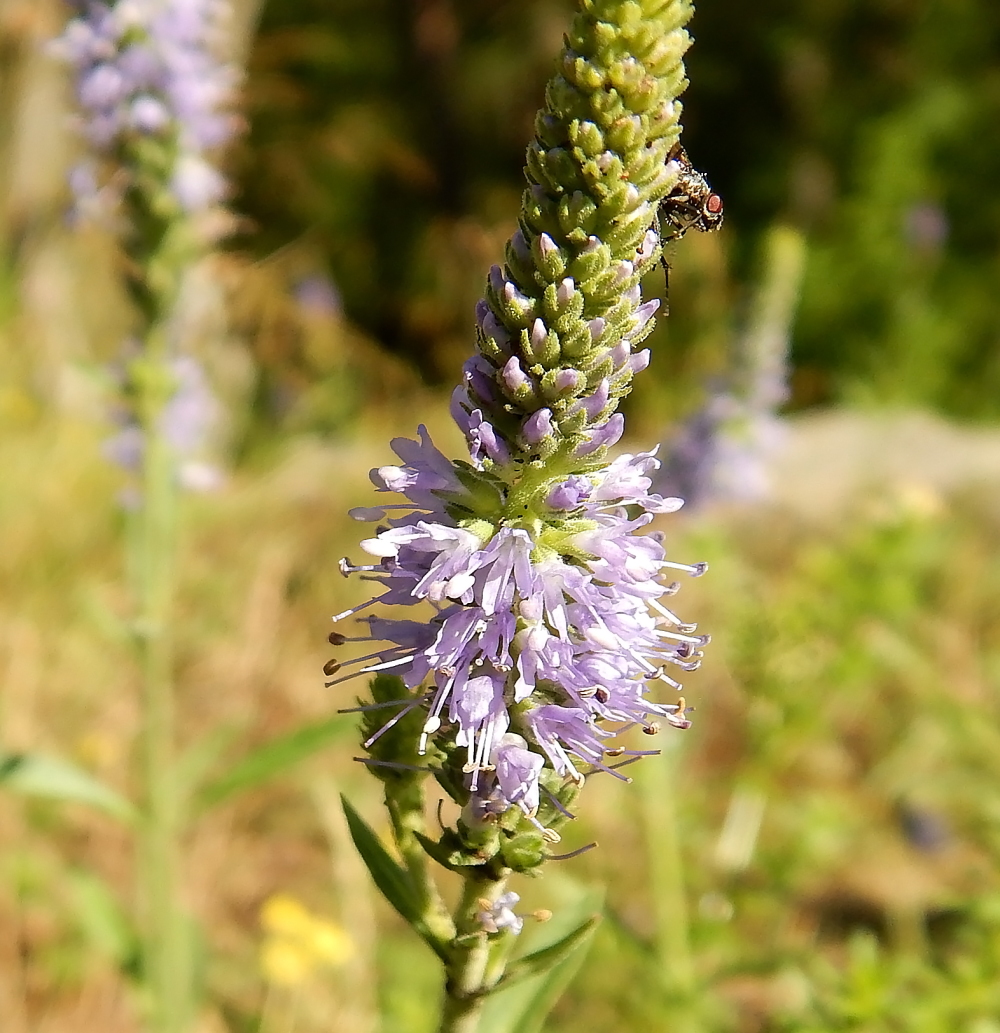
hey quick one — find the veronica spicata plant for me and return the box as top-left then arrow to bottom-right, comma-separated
52,3 -> 239,1030
333,2 -> 715,1030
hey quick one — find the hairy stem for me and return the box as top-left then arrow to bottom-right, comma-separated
438,875 -> 509,1033
385,777 -> 455,946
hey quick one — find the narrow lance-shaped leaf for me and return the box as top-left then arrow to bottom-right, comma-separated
495,914 -> 601,992
509,921 -> 600,1033
0,752 -> 136,823
478,883 -> 604,1033
341,795 -> 451,961
196,715 -> 351,812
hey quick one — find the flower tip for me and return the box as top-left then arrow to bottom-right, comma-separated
629,348 -> 651,373
349,506 -> 386,521
647,496 -> 684,514
360,537 -> 398,558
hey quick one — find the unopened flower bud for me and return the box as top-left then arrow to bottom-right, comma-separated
556,277 -> 576,307
574,413 -> 624,456
523,408 -> 555,445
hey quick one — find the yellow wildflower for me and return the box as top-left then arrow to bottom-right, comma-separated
258,893 -> 354,987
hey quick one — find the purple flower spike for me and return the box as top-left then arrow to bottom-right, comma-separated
336,3 -> 713,844
104,354 -> 222,497
53,0 -> 241,215
161,355 -> 218,453
338,416 -> 708,817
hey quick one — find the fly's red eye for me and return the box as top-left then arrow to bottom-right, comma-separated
706,193 -> 723,214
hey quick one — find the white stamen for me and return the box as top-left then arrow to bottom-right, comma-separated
331,595 -> 384,623
362,697 -> 425,749
660,560 -> 708,577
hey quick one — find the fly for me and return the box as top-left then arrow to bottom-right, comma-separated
656,144 -> 724,308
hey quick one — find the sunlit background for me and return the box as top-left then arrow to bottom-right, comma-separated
3,0 -> 1000,1030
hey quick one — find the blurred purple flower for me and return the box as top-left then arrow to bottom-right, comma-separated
904,202 -> 948,253
656,384 -> 787,510
294,275 -> 342,318
656,229 -> 804,509
899,803 -> 951,853
52,0 -> 240,213
161,355 -> 218,453
104,354 -> 222,495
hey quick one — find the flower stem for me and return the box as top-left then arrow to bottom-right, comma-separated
382,772 -> 456,949
132,325 -> 190,1033
437,875 -> 509,1033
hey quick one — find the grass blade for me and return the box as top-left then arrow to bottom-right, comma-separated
196,715 -> 351,811
0,751 -> 135,822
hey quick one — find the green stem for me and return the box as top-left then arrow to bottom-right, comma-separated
640,741 -> 694,998
132,328 -> 190,1033
501,440 -> 608,526
437,875 -> 509,1033
384,777 -> 456,947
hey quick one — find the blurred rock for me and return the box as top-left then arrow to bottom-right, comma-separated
771,410 -> 1000,519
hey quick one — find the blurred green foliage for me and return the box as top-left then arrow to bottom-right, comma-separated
239,0 -> 1000,417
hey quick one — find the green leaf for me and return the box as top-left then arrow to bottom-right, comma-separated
479,883 -> 603,1033
67,870 -> 139,971
496,914 -> 601,992
195,715 -> 351,812
414,829 -> 490,870
175,726 -> 240,812
341,795 -> 422,925
0,752 -> 135,822
341,795 -> 451,963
